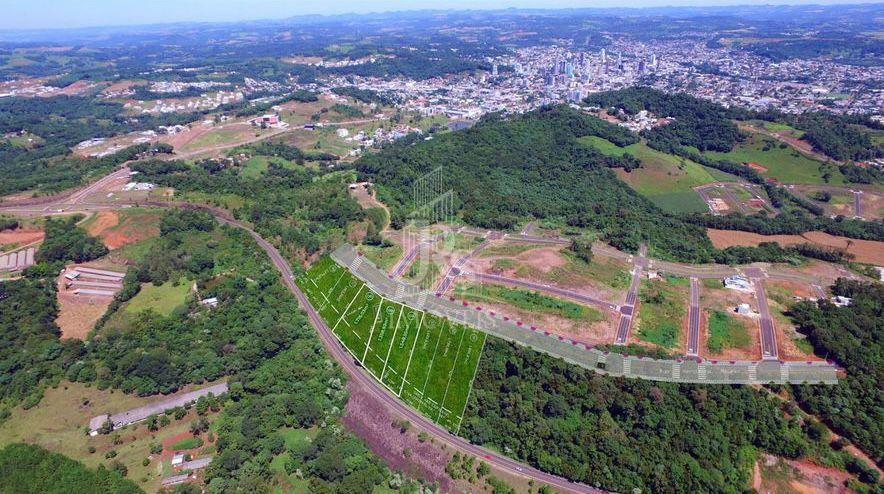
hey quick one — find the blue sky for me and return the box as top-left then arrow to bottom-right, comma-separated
3,0 -> 879,30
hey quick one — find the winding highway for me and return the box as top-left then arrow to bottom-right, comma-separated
0,178 -> 610,494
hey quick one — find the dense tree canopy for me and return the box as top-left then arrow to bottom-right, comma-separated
789,279 -> 883,465
0,443 -> 142,494
463,339 -> 853,494
356,105 -> 717,262
37,216 -> 108,264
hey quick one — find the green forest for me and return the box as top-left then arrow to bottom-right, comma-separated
463,338 -> 879,493
132,149 -> 364,261
0,443 -> 142,494
356,105 -> 717,262
789,279 -> 883,467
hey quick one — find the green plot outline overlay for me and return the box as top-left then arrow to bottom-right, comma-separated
297,257 -> 485,432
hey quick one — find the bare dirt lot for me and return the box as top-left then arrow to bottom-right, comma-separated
707,228 -> 884,265
55,275 -> 113,340
0,229 -> 43,250
467,243 -> 628,303
755,454 -> 853,494
84,209 -> 162,250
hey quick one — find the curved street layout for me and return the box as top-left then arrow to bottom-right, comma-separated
333,244 -> 839,385
214,215 -> 610,494
0,193 -> 609,494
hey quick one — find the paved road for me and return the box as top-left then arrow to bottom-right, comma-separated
235,221 -> 607,494
435,240 -> 490,293
853,190 -> 863,219
687,278 -> 700,356
390,241 -> 425,277
747,271 -> 779,360
468,272 -> 618,312
615,245 -> 647,345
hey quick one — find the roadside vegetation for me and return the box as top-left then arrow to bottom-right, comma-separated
706,309 -> 752,353
453,284 -> 605,323
465,337 -> 880,494
788,279 -> 883,470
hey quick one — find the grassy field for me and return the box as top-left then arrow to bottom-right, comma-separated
0,382 -> 216,492
297,257 -> 486,432
404,260 -> 441,290
359,243 -> 403,272
453,283 -> 605,323
124,279 -> 191,316
579,136 -> 715,213
515,251 -> 631,291
705,133 -> 844,185
479,243 -> 545,258
269,427 -> 317,494
635,276 -> 689,348
706,310 -> 751,353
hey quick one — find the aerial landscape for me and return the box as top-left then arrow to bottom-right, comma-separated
0,1 -> 882,493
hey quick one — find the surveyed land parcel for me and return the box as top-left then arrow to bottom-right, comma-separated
297,257 -> 486,432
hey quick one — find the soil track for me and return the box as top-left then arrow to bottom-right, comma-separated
707,228 -> 884,265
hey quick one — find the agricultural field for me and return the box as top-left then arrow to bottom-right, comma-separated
705,133 -> 844,185
123,278 -> 191,317
634,275 -> 690,349
297,257 -> 486,432
580,136 -> 717,213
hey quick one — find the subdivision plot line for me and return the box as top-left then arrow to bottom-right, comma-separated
454,333 -> 486,435
361,298 -> 385,364
332,284 -> 364,332
397,312 -> 426,396
436,325 -> 468,422
379,306 -> 405,381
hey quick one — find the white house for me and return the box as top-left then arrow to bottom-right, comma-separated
724,275 -> 751,291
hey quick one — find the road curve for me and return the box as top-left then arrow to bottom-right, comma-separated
0,181 -> 611,493
220,215 -> 610,494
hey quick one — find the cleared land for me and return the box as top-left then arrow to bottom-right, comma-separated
765,281 -> 819,359
359,244 -> 403,273
707,228 -> 884,265
82,208 -> 162,250
124,279 -> 191,317
470,243 -> 630,304
698,281 -> 758,360
297,257 -> 485,432
580,136 -> 717,213
705,133 -> 843,185
451,281 -> 613,342
634,275 -> 690,350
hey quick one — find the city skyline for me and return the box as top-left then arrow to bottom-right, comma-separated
4,0 -> 883,31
